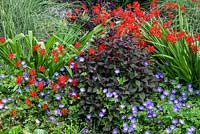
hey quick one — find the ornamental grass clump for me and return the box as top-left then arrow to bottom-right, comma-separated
68,28 -> 159,133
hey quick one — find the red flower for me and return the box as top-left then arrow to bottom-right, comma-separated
10,109 -> 17,116
25,98 -> 32,105
150,26 -> 162,38
190,43 -> 198,52
37,81 -> 44,90
133,1 -> 140,10
33,44 -> 40,51
0,37 -> 6,43
186,35 -> 194,43
74,63 -> 78,69
52,49 -> 59,56
39,49 -> 46,55
16,60 -> 22,67
16,75 -> 23,84
88,48 -> 95,55
177,30 -> 185,37
195,33 -> 200,40
58,75 -> 68,84
52,83 -> 59,91
29,69 -> 36,76
198,4 -> 200,8
28,77 -> 35,85
181,6 -> 186,12
98,44 -> 106,51
73,93 -> 79,99
54,57 -> 59,62
38,65 -> 45,72
166,33 -> 177,43
68,59 -> 74,66
8,52 -> 14,59
163,20 -> 173,28
149,10 -> 160,17
74,41 -> 80,48
148,45 -> 155,53
109,21 -> 115,28
43,103 -> 48,109
58,44 -> 64,51
30,90 -> 38,98
150,2 -> 157,8
61,108 -> 69,115
0,99 -> 3,104
72,79 -> 78,86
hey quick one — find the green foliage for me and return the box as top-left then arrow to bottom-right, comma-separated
8,126 -> 22,134
70,28 -> 158,133
33,129 -> 48,134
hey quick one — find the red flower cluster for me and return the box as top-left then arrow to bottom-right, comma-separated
166,33 -> 177,43
0,37 -> 6,43
150,26 -> 162,38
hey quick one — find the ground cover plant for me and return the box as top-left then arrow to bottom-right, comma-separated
0,0 -> 200,133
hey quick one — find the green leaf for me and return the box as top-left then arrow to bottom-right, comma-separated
9,126 -> 22,134
33,129 -> 48,134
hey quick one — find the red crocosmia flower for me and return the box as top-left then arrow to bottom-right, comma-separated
16,60 -> 22,67
25,98 -> 32,105
163,20 -> 173,28
150,2 -> 157,8
28,77 -> 35,85
109,21 -> 115,28
16,75 -> 23,84
37,81 -> 44,90
43,103 -> 48,109
98,44 -> 106,51
61,108 -> 69,115
198,4 -> 200,8
72,79 -> 78,86
68,59 -> 74,66
0,37 -> 6,43
148,45 -> 155,53
39,48 -> 46,55
52,83 -> 59,91
195,33 -> 200,40
10,109 -> 17,116
133,1 -> 140,10
38,65 -> 45,72
73,93 -> 79,99
181,6 -> 186,12
0,99 -> 3,104
186,35 -> 194,43
33,44 -> 40,51
92,3 -> 100,14
79,51 -> 85,55
52,49 -> 59,56
74,41 -> 80,48
190,43 -> 198,52
74,63 -> 78,69
8,52 -> 14,59
150,26 -> 162,38
177,30 -> 185,37
88,48 -> 95,55
30,90 -> 38,98
58,44 -> 64,51
166,33 -> 177,43
29,69 -> 36,76
54,57 -> 59,62
58,75 -> 68,84
150,9 -> 160,17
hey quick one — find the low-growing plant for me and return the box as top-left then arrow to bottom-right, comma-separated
68,28 -> 159,133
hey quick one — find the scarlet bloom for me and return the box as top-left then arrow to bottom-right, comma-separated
28,77 -> 35,85
166,33 -> 177,43
10,109 -> 17,116
181,6 -> 186,12
186,35 -> 194,43
0,99 -> 3,104
37,81 -> 44,90
16,75 -> 23,84
58,75 -> 68,84
52,49 -> 59,56
43,103 -> 48,109
25,98 -> 32,105
54,57 -> 59,62
177,30 -> 185,37
148,45 -> 155,53
61,108 -> 69,115
38,65 -> 45,72
58,44 -> 64,51
72,79 -> 78,86
98,44 -> 106,51
198,4 -> 200,8
29,68 -> 36,76
195,33 -> 200,40
74,63 -> 78,69
73,93 -> 79,99
68,59 -> 74,66
30,90 -> 38,98
190,43 -> 198,52
8,52 -> 14,59
88,48 -> 95,55
40,49 -> 46,55
109,21 -> 115,28
52,83 -> 59,91
33,44 -> 40,51
163,20 -> 173,28
16,59 -> 22,67
150,26 -> 162,38
74,41 -> 80,48
0,37 -> 6,43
